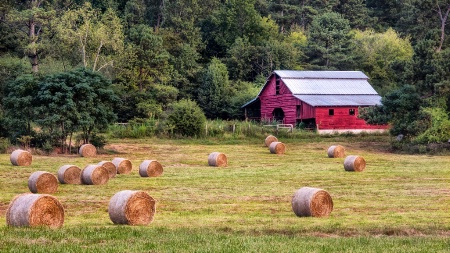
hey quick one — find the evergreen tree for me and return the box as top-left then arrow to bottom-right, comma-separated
305,12 -> 356,70
198,58 -> 230,119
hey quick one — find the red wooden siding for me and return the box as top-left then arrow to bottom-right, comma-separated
260,76 -> 299,123
315,107 -> 389,130
299,102 -> 315,119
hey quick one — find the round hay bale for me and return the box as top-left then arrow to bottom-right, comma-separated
292,187 -> 333,217
108,190 -> 156,225
327,145 -> 345,158
81,164 -> 109,185
112,157 -> 133,174
98,161 -> 117,179
344,155 -> 366,172
28,171 -> 58,194
139,160 -> 163,177
269,141 -> 286,154
10,149 -> 32,166
78,144 -> 97,157
57,165 -> 82,184
6,193 -> 64,228
208,152 -> 228,167
264,135 -> 278,147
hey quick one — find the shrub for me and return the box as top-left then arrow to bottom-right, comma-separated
165,99 -> 206,137
90,133 -> 108,149
0,137 -> 11,154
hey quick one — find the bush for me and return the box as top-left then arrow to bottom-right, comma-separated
0,137 -> 10,154
90,133 -> 108,149
165,99 -> 206,137
32,132 -> 59,149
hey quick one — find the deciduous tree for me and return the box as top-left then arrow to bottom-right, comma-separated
54,2 -> 124,72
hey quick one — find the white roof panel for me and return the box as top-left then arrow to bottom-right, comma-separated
284,79 -> 378,95
274,70 -> 368,79
294,95 -> 382,106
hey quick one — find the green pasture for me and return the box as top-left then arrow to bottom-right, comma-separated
0,135 -> 449,252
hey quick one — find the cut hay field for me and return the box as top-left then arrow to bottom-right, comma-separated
0,135 -> 449,252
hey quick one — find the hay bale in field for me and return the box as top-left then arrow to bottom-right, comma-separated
6,193 -> 64,228
98,161 -> 117,179
57,165 -> 82,184
269,141 -> 286,154
327,145 -> 345,158
139,160 -> 163,177
28,171 -> 58,194
10,149 -> 32,166
344,155 -> 366,172
112,157 -> 133,174
81,164 -> 109,185
264,135 -> 278,147
78,144 -> 97,157
208,152 -> 228,167
292,187 -> 333,217
108,190 -> 156,225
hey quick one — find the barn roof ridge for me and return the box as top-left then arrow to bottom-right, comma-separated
273,70 -> 369,80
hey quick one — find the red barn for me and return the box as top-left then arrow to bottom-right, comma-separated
242,70 -> 389,134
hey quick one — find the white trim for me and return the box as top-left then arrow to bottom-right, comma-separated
317,129 -> 389,135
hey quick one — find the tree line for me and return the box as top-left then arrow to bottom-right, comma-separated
0,0 -> 450,149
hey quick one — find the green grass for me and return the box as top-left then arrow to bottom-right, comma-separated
0,135 -> 449,252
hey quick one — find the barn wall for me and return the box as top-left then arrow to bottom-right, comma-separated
315,107 -> 389,130
259,75 -> 299,124
300,102 -> 315,119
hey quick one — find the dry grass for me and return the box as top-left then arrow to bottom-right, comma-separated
0,136 -> 449,239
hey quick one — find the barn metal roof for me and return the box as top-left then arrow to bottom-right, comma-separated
294,95 -> 382,106
243,70 -> 381,109
283,79 -> 378,95
241,97 -> 259,108
274,70 -> 368,79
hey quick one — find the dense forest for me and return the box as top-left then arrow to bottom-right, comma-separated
0,0 -> 450,148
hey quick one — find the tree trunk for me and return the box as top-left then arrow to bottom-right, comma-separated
138,67 -> 144,91
28,19 -> 39,73
93,40 -> 103,71
69,132 -> 73,154
436,4 -> 450,52
61,122 -> 65,154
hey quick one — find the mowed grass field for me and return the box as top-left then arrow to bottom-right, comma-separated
0,135 -> 449,252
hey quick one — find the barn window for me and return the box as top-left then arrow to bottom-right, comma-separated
329,109 -> 334,116
276,78 -> 281,95
349,109 -> 355,115
296,105 -> 301,118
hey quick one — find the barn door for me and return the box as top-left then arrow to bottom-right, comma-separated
272,108 -> 285,123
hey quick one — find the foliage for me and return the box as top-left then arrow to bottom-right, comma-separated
107,119 -> 158,139
89,132 -> 108,149
198,58 -> 230,119
359,85 -> 430,140
117,24 -> 171,91
2,74 -> 40,137
414,107 -> 450,143
164,99 -> 206,137
35,68 -> 118,148
0,137 -> 10,153
16,135 -> 32,150
53,2 -> 124,72
5,0 -> 54,72
0,55 -> 29,101
353,28 -> 414,94
305,12 -> 356,70
41,140 -> 53,155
